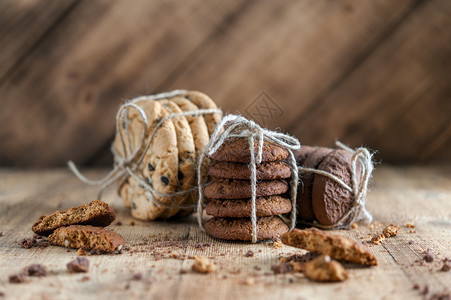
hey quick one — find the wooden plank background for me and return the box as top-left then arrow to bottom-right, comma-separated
0,0 -> 450,167
0,165 -> 450,299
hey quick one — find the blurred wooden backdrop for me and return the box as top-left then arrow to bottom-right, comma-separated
0,0 -> 450,167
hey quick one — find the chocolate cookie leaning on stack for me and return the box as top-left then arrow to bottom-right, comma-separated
203,138 -> 293,241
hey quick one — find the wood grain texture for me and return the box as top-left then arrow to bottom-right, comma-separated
0,165 -> 450,299
0,0 -> 450,166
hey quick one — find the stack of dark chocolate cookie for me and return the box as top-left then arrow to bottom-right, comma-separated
203,138 -> 293,241
295,146 -> 361,226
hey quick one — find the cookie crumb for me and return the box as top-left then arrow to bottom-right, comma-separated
406,223 -> 416,228
132,273 -> 143,281
129,220 -> 135,226
304,255 -> 348,282
179,269 -> 188,274
0,232 -> 3,237
382,224 -> 399,237
81,276 -> 90,282
26,264 -> 47,277
423,250 -> 435,263
371,234 -> 385,245
351,223 -> 358,229
273,241 -> 283,249
413,284 -> 420,290
192,256 -> 216,273
77,247 -> 87,256
8,271 -> 28,284
0,291 -> 4,297
244,250 -> 254,257
408,240 -> 415,245
243,277 -> 255,285
19,238 -> 36,249
271,262 -> 292,274
440,258 -> 451,272
67,257 -> 89,273
116,221 -> 122,226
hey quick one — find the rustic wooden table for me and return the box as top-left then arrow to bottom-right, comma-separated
0,165 -> 450,300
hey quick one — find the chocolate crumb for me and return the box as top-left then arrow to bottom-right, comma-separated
180,269 -> 188,274
19,238 -> 36,249
0,291 -> 4,297
0,232 -> 3,237
271,262 -> 292,274
132,273 -> 143,281
67,257 -> 89,273
245,250 -> 254,257
440,258 -> 451,272
254,266 -> 262,271
422,285 -> 429,295
423,250 -> 435,263
413,284 -> 420,290
116,221 -> 122,226
26,264 -> 47,277
125,283 -> 131,290
408,240 -> 415,245
9,271 -> 28,283
129,221 -> 135,226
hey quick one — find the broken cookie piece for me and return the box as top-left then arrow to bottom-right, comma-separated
49,225 -> 124,253
67,257 -> 89,273
281,228 -> 377,266
32,200 -> 115,236
192,256 -> 216,273
382,224 -> 399,237
304,255 -> 348,282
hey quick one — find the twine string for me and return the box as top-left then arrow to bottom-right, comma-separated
68,90 -> 222,207
196,114 -> 300,243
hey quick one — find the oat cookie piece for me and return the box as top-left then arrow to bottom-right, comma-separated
206,196 -> 292,218
208,160 -> 291,180
204,216 -> 289,241
192,256 -> 216,273
298,147 -> 333,222
312,150 -> 362,225
32,200 -> 115,236
304,255 -> 348,282
204,179 -> 289,199
207,138 -> 289,163
281,228 -> 377,266
49,225 -> 124,253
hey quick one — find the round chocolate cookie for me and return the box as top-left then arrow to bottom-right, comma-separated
208,138 -> 289,163
312,149 -> 362,225
297,147 -> 333,222
294,145 -> 317,165
205,196 -> 292,217
204,179 -> 289,199
204,216 -> 289,241
208,160 -> 291,180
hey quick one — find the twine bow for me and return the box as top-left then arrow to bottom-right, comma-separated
68,89 -> 222,208
196,114 -> 301,243
297,141 -> 374,229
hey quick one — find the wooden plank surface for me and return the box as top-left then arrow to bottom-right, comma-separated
1,0 -> 450,167
0,165 -> 450,299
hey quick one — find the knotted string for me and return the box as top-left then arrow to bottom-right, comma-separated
68,89 -> 222,208
196,114 -> 301,243
297,141 -> 374,229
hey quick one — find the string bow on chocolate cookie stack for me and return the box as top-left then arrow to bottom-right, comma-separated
197,114 -> 300,243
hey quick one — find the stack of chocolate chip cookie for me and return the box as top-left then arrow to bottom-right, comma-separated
295,146 -> 362,226
203,138 -> 293,241
112,90 -> 221,221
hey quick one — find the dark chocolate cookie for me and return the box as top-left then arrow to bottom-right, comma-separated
204,179 -> 289,199
204,216 -> 289,241
205,196 -> 292,217
297,148 -> 333,222
208,160 -> 291,180
294,145 -> 317,165
32,200 -> 116,236
312,150 -> 362,225
207,138 -> 288,163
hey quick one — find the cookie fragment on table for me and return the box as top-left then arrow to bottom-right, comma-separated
281,228 -> 377,266
49,225 -> 124,253
32,200 -> 115,236
304,255 -> 348,282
